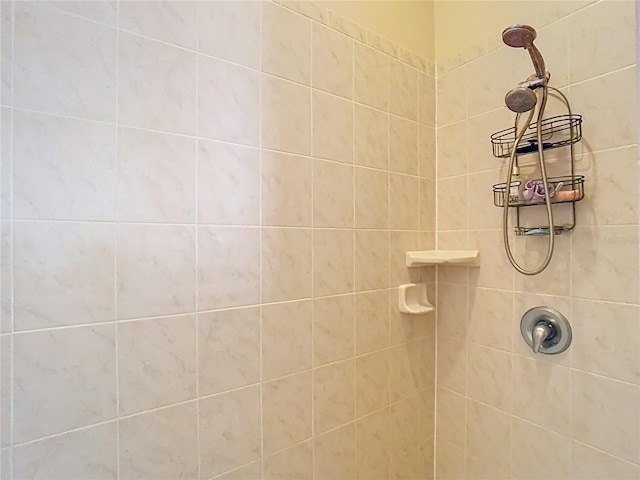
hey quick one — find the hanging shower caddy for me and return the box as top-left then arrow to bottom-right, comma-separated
491,113 -> 585,235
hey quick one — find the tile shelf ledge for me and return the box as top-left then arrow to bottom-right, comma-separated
406,250 -> 480,267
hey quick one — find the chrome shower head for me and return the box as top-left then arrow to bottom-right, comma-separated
502,24 -> 537,48
502,24 -> 546,80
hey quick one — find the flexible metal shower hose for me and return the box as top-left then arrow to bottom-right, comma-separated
502,85 -> 556,275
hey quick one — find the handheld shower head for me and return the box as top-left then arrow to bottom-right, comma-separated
502,24 -> 546,80
505,86 -> 537,113
502,24 -> 537,48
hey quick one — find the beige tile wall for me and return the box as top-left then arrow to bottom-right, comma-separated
435,1 -> 640,478
0,1 -> 437,479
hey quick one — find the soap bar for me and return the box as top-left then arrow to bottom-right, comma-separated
553,189 -> 582,202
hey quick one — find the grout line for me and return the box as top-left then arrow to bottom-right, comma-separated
307,11 -> 315,479
258,3 -> 265,477
7,0 -> 16,475
113,2 -> 121,478
194,3 -> 201,478
350,35 -> 360,475
432,28 -> 439,478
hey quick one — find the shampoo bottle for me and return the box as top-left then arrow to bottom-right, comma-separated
509,166 -> 522,205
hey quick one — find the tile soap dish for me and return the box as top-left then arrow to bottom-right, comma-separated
399,283 -> 434,315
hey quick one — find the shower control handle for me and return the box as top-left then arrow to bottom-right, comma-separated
520,306 -> 572,355
531,321 -> 553,353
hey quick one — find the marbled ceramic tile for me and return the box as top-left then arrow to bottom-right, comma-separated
419,124 -> 436,180
261,74 -> 311,155
436,120 -> 467,179
465,47 -> 523,118
261,227 -> 312,302
468,229 -> 514,291
437,283 -> 468,341
198,0 -> 260,69
436,176 -> 467,231
355,290 -> 389,355
313,294 -> 354,366
119,402 -> 198,479
569,0 -> 636,83
367,30 -> 398,58
420,179 -> 436,231
572,225 -> 639,304
389,231 -> 421,287
467,344 -> 511,412
199,386 -> 261,479
465,169 -> 502,232
118,32 -> 195,134
389,173 -> 420,230
13,325 -> 116,443
118,315 -> 196,415
198,55 -> 259,146
263,441 -> 313,480
572,299 -> 639,383
261,150 -> 312,227
13,111 -> 115,221
435,438 -> 464,480
390,59 -> 418,121
512,356 -> 571,435
1,335 -> 10,448
572,370 -> 640,463
282,0 -> 327,23
355,408 -> 390,476
213,461 -> 261,480
355,350 -> 389,417
117,127 -> 195,223
354,104 -> 388,169
436,336 -> 467,395
0,108 -> 12,220
436,65 -> 467,127
119,1 -> 197,49
46,1 -> 118,24
262,300 -> 312,380
466,400 -> 510,473
312,90 -> 353,163
198,140 -> 260,226
355,230 -> 389,292
262,2 -> 311,85
468,287 -> 512,351
389,396 -> 420,459
389,344 -> 420,402
570,67 -> 637,152
116,224 -> 195,319
312,23 -> 353,99
327,10 -> 366,43
198,226 -> 260,310
571,440 -> 640,480
389,116 -> 419,175
13,221 -> 115,330
13,2 -> 116,121
354,167 -> 388,229
314,359 -> 355,434
13,422 -> 117,480
262,371 -> 312,455
313,160 -> 353,228
354,43 -> 389,111
198,307 -> 260,396
511,418 -> 571,479
313,228 -> 354,296
579,146 -> 638,226
418,73 -> 435,127
314,423 -> 356,480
